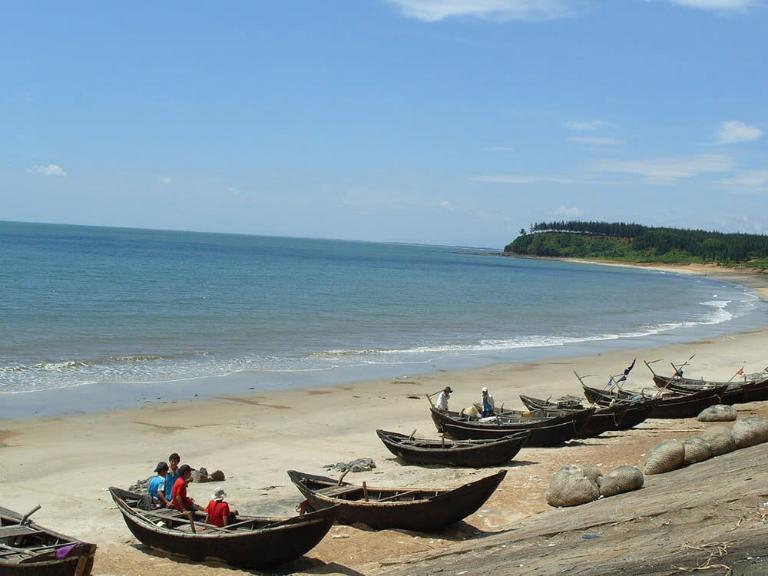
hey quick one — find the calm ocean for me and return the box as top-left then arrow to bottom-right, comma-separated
1,221 -> 767,400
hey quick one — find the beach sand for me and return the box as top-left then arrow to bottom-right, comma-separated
1,264 -> 767,575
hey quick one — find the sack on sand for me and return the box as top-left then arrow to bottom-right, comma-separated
598,465 -> 644,497
697,405 -> 737,422
683,437 -> 713,464
731,416 -> 768,448
546,464 -> 600,508
700,426 -> 736,456
644,439 -> 685,475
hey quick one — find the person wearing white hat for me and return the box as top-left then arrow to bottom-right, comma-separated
480,387 -> 495,417
204,488 -> 238,528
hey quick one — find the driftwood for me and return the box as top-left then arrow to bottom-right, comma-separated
375,443 -> 768,576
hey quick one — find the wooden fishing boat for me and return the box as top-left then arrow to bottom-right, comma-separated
652,374 -> 768,404
518,394 -> 655,437
376,429 -> 529,467
582,383 -> 727,419
108,487 -> 334,569
286,469 -> 506,532
430,406 -> 594,446
0,505 -> 96,576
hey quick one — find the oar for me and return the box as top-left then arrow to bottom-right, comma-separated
20,505 -> 41,525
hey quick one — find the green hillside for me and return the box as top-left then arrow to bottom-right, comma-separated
505,221 -> 768,269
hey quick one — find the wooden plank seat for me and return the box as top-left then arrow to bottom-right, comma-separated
0,525 -> 42,539
315,485 -> 362,498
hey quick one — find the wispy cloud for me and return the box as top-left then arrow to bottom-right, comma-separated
554,205 -> 584,217
568,136 -> 620,146
485,145 -> 516,152
717,120 -> 762,144
30,163 -> 67,177
593,154 -> 733,184
159,176 -> 173,185
665,0 -> 754,13
719,170 -> 768,193
474,174 -> 577,184
386,0 -> 576,22
566,119 -> 618,131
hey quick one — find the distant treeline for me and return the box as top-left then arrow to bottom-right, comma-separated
505,221 -> 768,268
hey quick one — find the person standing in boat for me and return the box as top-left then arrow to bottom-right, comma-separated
436,386 -> 452,411
147,461 -> 170,508
164,452 -> 181,503
480,387 -> 495,417
204,488 -> 239,528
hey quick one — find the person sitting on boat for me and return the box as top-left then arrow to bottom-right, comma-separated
436,386 -> 452,411
171,464 -> 203,531
204,488 -> 239,528
480,387 -> 495,417
164,452 -> 181,503
147,461 -> 170,508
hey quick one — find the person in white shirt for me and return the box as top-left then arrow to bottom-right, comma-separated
480,387 -> 495,417
435,386 -> 452,411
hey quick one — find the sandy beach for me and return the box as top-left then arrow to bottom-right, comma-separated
2,263 -> 768,575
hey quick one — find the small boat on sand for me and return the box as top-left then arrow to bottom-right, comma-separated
108,487 -> 334,570
581,383 -> 727,419
376,429 -> 529,467
430,406 -> 593,446
0,505 -> 96,576
518,394 -> 655,436
286,469 -> 505,532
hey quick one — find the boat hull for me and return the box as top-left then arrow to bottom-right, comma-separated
376,429 -> 528,467
109,488 -> 333,569
287,470 -> 505,532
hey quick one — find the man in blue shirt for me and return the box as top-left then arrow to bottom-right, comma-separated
164,453 -> 181,502
147,461 -> 170,507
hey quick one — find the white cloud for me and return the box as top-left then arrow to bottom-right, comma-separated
30,163 -> 66,177
568,136 -> 620,146
566,119 -> 617,131
160,176 -> 173,185
485,145 -> 516,152
593,154 -> 733,184
439,200 -> 456,210
554,205 -> 584,217
665,0 -> 754,12
717,120 -> 763,144
719,170 -> 768,192
386,0 -> 575,22
474,174 -> 577,184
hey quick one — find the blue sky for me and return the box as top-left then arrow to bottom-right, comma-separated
1,0 -> 766,247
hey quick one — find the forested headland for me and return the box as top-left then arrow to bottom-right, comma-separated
505,221 -> 768,269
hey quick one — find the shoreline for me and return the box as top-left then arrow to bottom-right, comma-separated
2,259 -> 766,421
3,261 -> 768,575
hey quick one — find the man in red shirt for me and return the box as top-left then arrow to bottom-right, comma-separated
171,464 -> 202,532
204,489 -> 238,528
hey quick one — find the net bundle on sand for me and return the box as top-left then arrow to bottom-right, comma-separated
697,404 -> 737,422
546,464 -> 644,507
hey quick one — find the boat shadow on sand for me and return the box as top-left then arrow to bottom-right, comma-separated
129,543 -> 365,575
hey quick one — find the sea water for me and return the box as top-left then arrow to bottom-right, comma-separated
1,221 -> 767,406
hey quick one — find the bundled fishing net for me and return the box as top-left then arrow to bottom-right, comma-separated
683,437 -> 713,464
546,464 -> 601,507
554,395 -> 584,409
697,404 -> 737,422
598,465 -> 644,497
644,439 -> 685,475
700,425 -> 737,456
731,416 -> 768,448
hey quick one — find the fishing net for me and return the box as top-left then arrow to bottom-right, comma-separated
697,404 -> 737,422
644,439 -> 685,475
598,465 -> 644,497
546,464 -> 601,508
